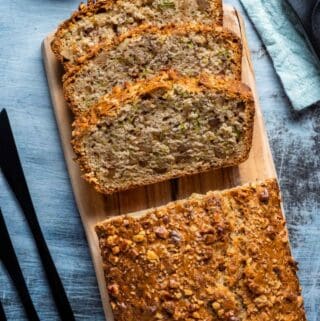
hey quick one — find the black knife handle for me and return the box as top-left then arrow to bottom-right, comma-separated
0,208 -> 40,321
0,110 -> 75,321
0,299 -> 7,321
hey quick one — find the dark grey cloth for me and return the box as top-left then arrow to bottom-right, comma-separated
286,0 -> 320,60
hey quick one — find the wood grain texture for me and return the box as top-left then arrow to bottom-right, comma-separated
0,0 -> 318,320
42,6 -> 277,320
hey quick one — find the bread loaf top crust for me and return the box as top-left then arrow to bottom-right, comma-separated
95,178 -> 306,321
51,0 -> 223,67
72,71 -> 255,194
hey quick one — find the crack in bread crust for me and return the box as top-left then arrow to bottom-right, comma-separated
72,72 -> 255,195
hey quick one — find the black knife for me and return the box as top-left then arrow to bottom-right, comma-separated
0,109 -> 75,321
0,299 -> 7,321
0,208 -> 40,321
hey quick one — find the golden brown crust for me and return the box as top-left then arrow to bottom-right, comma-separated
51,0 -> 223,69
95,179 -> 306,321
63,23 -> 242,115
51,0 -> 114,67
71,71 -> 255,195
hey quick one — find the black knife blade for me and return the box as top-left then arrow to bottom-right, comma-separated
0,208 -> 40,321
0,298 -> 7,321
0,109 -> 75,321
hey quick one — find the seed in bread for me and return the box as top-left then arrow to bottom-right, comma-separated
72,72 -> 254,195
63,24 -> 242,115
51,0 -> 223,66
95,178 -> 306,321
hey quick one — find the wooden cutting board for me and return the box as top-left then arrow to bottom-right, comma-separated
42,5 -> 277,320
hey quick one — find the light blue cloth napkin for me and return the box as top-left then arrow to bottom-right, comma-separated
240,0 -> 320,111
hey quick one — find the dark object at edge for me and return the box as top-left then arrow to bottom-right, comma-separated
0,208 -> 40,321
0,298 -> 7,321
0,109 -> 76,321
286,0 -> 320,61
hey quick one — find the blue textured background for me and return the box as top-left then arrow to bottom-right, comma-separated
0,0 -> 319,320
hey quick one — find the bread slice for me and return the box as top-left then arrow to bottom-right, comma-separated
51,0 -> 223,67
63,24 -> 242,115
72,72 -> 255,195
95,178 -> 306,321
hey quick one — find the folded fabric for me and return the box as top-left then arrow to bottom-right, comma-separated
240,0 -> 320,111
286,0 -> 320,60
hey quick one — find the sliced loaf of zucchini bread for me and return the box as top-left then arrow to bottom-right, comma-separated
63,24 -> 242,115
51,0 -> 223,67
72,72 -> 255,194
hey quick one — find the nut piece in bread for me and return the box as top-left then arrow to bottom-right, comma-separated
51,0 -> 223,67
72,72 -> 255,195
63,24 -> 242,115
95,178 -> 306,321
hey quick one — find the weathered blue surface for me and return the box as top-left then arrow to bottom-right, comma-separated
0,0 -> 319,320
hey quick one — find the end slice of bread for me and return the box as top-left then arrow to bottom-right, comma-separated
51,0 -> 223,67
63,24 -> 242,115
72,71 -> 255,195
